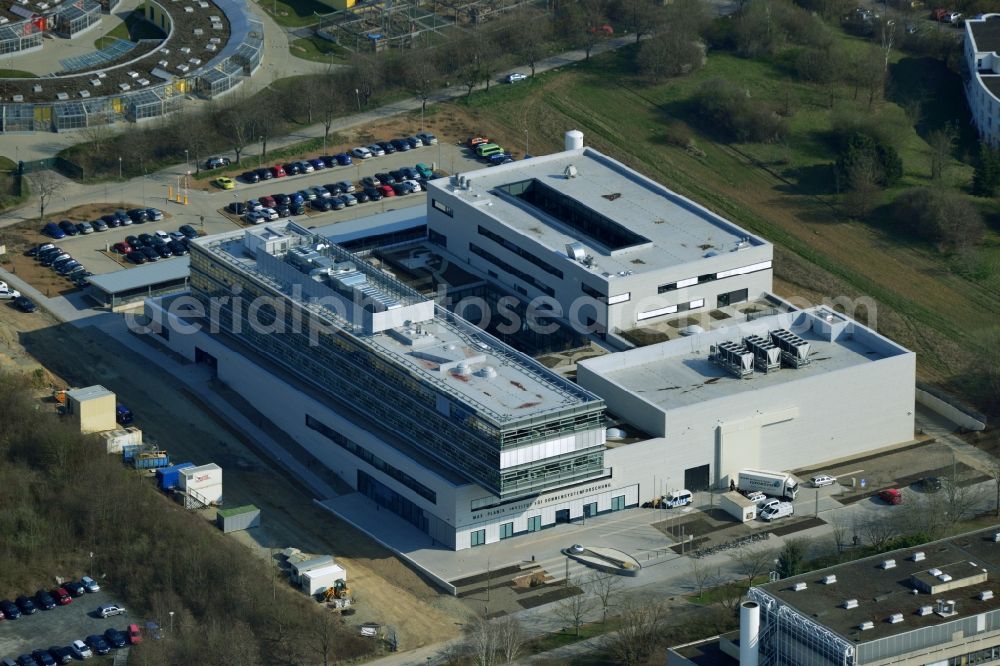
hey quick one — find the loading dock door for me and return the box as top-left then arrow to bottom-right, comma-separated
685,464 -> 710,492
555,508 -> 570,524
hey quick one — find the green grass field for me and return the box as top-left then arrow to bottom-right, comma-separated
0,69 -> 35,78
459,31 -> 1000,402
289,35 -> 351,63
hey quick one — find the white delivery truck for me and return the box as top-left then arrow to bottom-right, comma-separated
738,469 -> 799,500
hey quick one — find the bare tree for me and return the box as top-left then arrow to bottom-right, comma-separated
990,459 -> 1000,518
311,610 -> 337,666
554,580 -> 594,636
841,148 -> 881,218
464,615 -> 499,666
860,513 -> 899,549
689,556 -> 715,598
927,125 -> 956,182
351,53 -> 381,107
32,170 -> 60,221
214,98 -> 256,165
729,543 -> 777,589
587,570 -> 624,622
494,615 -> 524,665
942,467 -> 985,523
829,516 -> 850,554
601,598 -> 667,666
512,10 -> 550,78
253,88 -> 282,160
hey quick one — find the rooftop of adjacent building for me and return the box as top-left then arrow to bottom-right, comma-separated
579,305 -> 911,410
191,221 -> 604,428
755,525 -> 1000,645
968,13 -> 1000,54
427,145 -> 769,281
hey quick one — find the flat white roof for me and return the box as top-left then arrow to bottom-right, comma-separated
580,307 -> 911,410
67,385 -> 113,401
429,147 -> 769,278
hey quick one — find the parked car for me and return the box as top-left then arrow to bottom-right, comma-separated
336,180 -> 356,193
311,186 -> 331,199
339,193 -> 358,207
15,596 -> 36,615
244,211 -> 265,224
241,170 -> 260,183
376,141 -> 396,155
154,244 -> 172,258
467,136 -> 490,148
488,152 -> 515,166
415,163 -> 434,178
259,195 -> 277,209
26,242 -> 54,257
168,240 -> 188,256
367,144 -> 386,156
351,146 -> 372,159
919,476 -> 943,492
334,153 -> 352,166
51,588 -> 71,605
69,640 -> 92,659
379,184 -> 396,198
361,176 -> 380,188
282,162 -> 301,176
75,221 -> 94,235
127,208 -> 149,223
101,214 -> 121,229
125,251 -> 146,265
84,635 -> 110,656
416,132 -> 438,145
390,139 -> 411,152
58,220 -> 79,236
41,253 -> 70,268
376,171 -> 395,185
311,198 -> 332,212
297,188 -> 316,201
810,474 -> 837,488
1,599 -> 21,619
103,628 -> 127,648
146,207 -> 164,221
273,193 -> 291,207
137,233 -> 155,246
506,72 -> 528,83
270,165 -> 286,178
114,210 -> 132,226
64,581 -> 86,597
92,218 -> 108,232
254,168 -> 273,181
246,199 -> 263,212
878,488 -> 902,505
289,204 -> 306,215
47,646 -> 72,665
760,501 -> 794,521
35,590 -> 56,610
98,603 -> 125,618
354,189 -> 370,203
328,197 -> 345,211
205,156 -> 231,170
14,296 -> 36,313
399,166 -> 419,180
214,176 -> 236,190
30,650 -> 55,666
179,224 -> 198,239
402,179 -> 422,193
289,192 -> 305,206
364,186 -> 382,201
308,158 -> 326,171
57,261 -> 83,276
405,136 -> 424,149
15,655 -> 33,666
127,623 -> 142,644
319,155 -> 338,168
262,207 -> 279,220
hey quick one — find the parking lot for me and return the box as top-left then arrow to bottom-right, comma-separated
0,588 -> 137,661
8,140 -> 481,287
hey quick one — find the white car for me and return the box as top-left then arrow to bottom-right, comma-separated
506,72 -> 528,83
404,179 -> 423,193
98,603 -> 126,618
0,288 -> 21,300
367,144 -> 385,157
351,146 -> 373,159
810,474 -> 837,488
70,639 -> 93,659
81,576 -> 100,592
263,207 -> 279,221
744,491 -> 766,503
757,497 -> 780,512
154,230 -> 169,241
416,132 -> 438,145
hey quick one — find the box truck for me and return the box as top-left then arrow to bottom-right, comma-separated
738,469 -> 799,500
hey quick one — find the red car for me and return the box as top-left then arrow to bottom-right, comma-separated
259,195 -> 277,208
270,165 -> 286,178
467,136 -> 490,149
878,488 -> 902,505
127,623 -> 142,644
378,184 -> 396,198
51,588 -> 71,605
112,242 -> 132,254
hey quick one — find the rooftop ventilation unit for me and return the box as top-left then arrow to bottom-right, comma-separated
859,621 -> 874,631
882,559 -> 897,570
792,582 -> 807,591
993,532 -> 1000,543
843,599 -> 858,609
929,568 -> 942,576
917,605 -> 933,615
937,574 -> 953,583
743,334 -> 781,373
564,165 -> 578,179
822,575 -> 837,585
936,599 -> 957,616
980,590 -> 994,601
710,340 -> 754,379
566,242 -> 586,262
475,366 -> 497,380
911,552 -> 926,562
769,328 -> 811,368
888,613 -> 904,624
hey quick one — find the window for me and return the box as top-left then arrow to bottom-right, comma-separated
469,243 -> 555,296
499,522 -> 514,539
689,298 -> 704,309
637,305 -> 677,321
715,261 -> 771,280
428,229 -> 447,248
471,529 -> 486,547
526,515 -> 541,532
432,198 -> 453,217
611,495 -> 626,511
581,283 -> 605,301
583,502 -> 597,517
717,288 -> 749,308
478,226 -> 563,278
607,292 -> 630,305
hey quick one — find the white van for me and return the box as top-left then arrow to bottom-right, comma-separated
760,501 -> 794,522
664,489 -> 693,508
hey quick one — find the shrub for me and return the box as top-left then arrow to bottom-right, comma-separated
891,187 -> 986,251
692,78 -> 789,143
835,132 -> 902,188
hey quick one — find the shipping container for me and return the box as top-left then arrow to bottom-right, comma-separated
217,505 -> 261,533
300,563 -> 347,596
121,444 -> 141,462
156,462 -> 195,490
179,463 -> 222,491
100,427 -> 142,454
183,483 -> 222,509
134,451 -> 170,470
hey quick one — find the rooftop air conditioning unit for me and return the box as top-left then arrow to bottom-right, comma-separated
981,591 -> 994,601
938,574 -> 953,583
888,613 -> 904,624
911,552 -> 926,562
859,621 -> 874,631
993,532 -> 1000,543
792,582 -> 807,592
917,605 -> 933,616
929,568 -> 942,576
564,165 -> 578,179
843,599 -> 858,609
823,575 -> 837,585
882,559 -> 896,570
936,599 -> 957,616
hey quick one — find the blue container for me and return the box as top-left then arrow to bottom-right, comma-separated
134,454 -> 171,470
156,462 -> 195,490
121,444 -> 141,462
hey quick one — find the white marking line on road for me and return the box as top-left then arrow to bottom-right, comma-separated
836,469 -> 864,478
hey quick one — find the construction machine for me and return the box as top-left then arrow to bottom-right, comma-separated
322,579 -> 351,602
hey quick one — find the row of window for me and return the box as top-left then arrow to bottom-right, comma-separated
657,261 -> 772,294
358,470 -> 429,533
305,414 -> 438,503
478,225 -> 564,278
469,243 -> 555,296
470,495 -> 625,547
637,298 -> 704,322
947,641 -> 1000,665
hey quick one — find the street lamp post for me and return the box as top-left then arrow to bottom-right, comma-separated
184,149 -> 189,175
169,611 -> 174,635
524,129 -> 529,158
354,88 -> 361,111
118,156 -> 122,180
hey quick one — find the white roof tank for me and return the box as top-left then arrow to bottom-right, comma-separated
565,130 -> 584,151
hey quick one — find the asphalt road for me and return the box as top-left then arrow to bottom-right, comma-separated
0,588 -> 135,661
21,141 -> 481,277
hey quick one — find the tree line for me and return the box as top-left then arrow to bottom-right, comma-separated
0,371 -> 374,665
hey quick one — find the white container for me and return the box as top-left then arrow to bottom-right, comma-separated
301,563 -> 347,596
184,483 -> 222,509
99,427 -> 142,454
179,463 -> 222,491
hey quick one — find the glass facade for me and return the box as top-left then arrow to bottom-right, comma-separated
357,470 -> 428,532
188,242 -> 606,499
